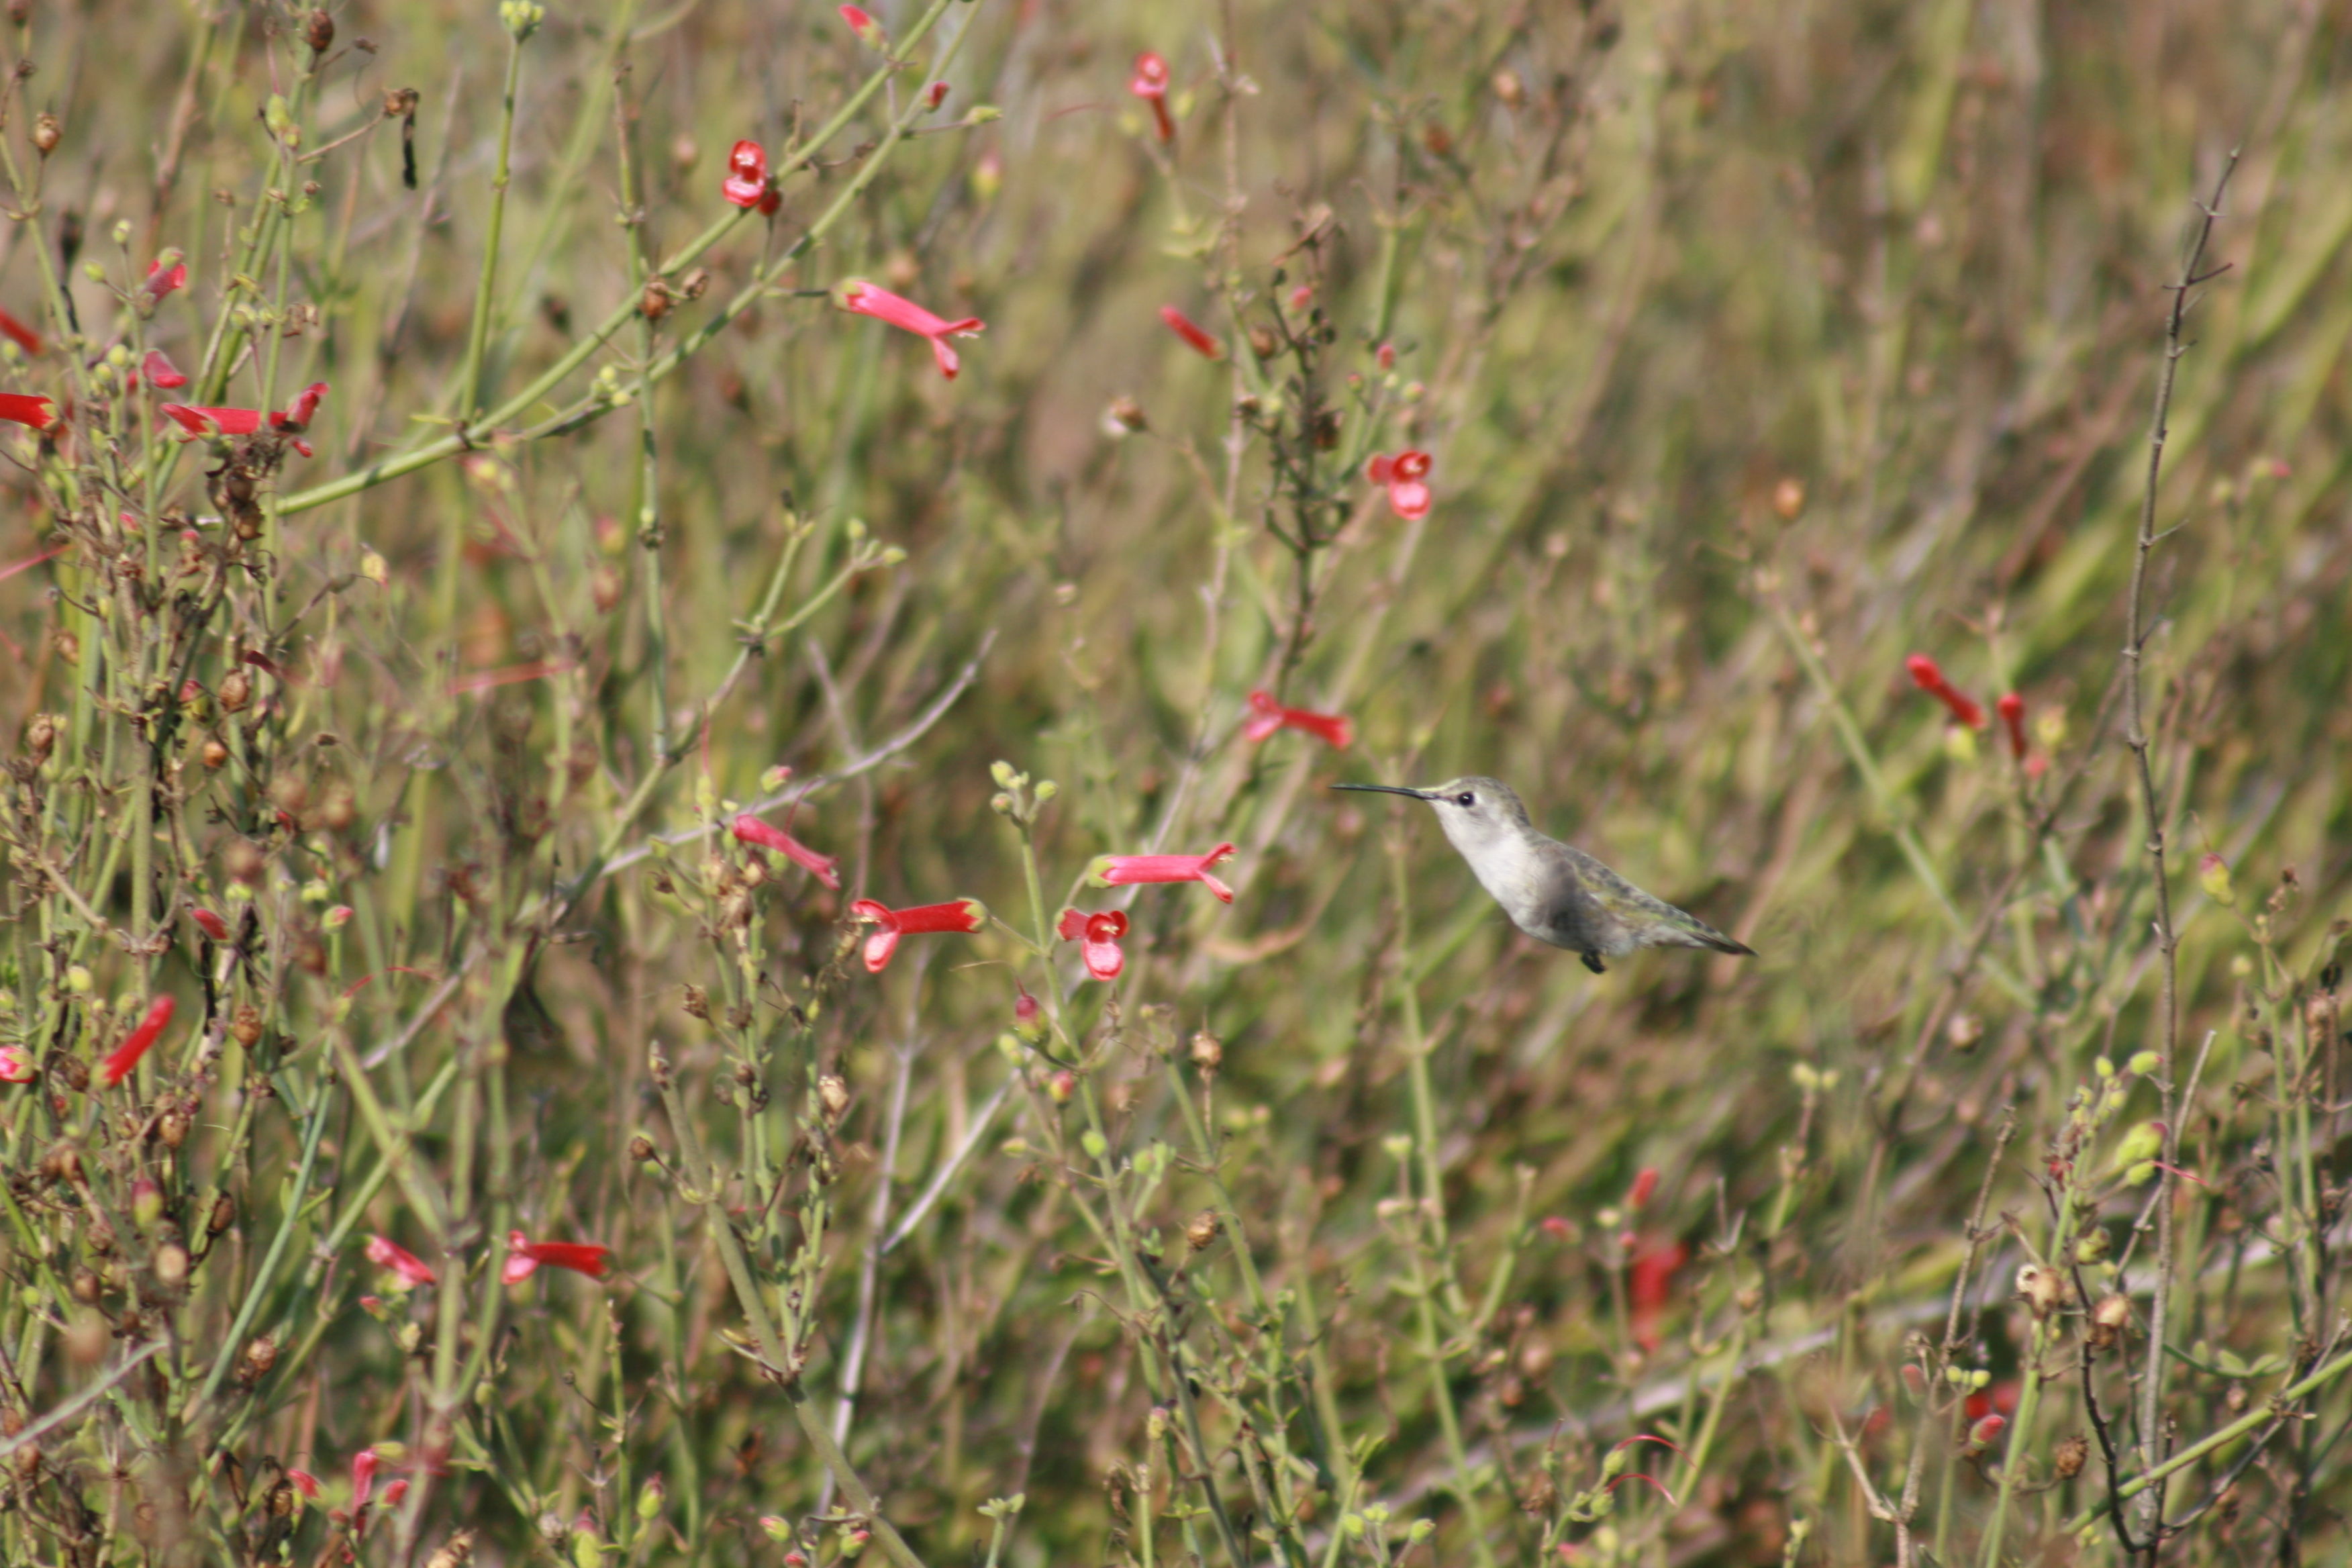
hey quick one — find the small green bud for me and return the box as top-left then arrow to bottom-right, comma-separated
111,217 -> 132,246
759,1516 -> 791,1541
66,965 -> 93,994
2128,1050 -> 2159,1076
970,104 -> 1003,122
2198,853 -> 2235,907
1080,1129 -> 1108,1160
878,544 -> 907,566
990,793 -> 1014,815
1381,1132 -> 1413,1161
2094,1055 -> 2114,1079
1406,1520 -> 1435,1544
635,1475 -> 664,1522
83,260 -> 107,283
1033,779 -> 1058,803
990,760 -> 1017,788
2125,1161 -> 2157,1187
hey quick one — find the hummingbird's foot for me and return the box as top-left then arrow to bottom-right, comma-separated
1581,952 -> 1606,974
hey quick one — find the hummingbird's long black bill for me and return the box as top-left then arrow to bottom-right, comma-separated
1330,783 -> 1432,799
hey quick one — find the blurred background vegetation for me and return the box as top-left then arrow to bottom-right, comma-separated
1,0 -> 2347,1563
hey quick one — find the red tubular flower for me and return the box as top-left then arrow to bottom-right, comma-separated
1997,691 -> 2027,758
1365,450 -> 1432,520
503,1230 -> 614,1284
379,1479 -> 411,1508
838,4 -> 887,48
160,383 -> 328,453
141,349 -> 188,389
1904,654 -> 1986,729
191,906 -> 232,942
0,391 -> 57,430
143,256 -> 188,300
1627,1236 -> 1688,1353
101,996 -> 175,1086
924,81 -> 950,111
1089,843 -> 1236,904
1159,304 -> 1224,360
0,1044 -> 33,1083
0,306 -> 42,355
850,897 -> 986,973
1240,689 -> 1353,748
722,139 -> 778,213
1056,907 -> 1130,981
1626,1166 -> 1659,1212
1965,1412 -> 2008,1454
351,1449 -> 380,1508
731,812 -> 842,890
285,1469 -> 321,1500
364,1234 -> 438,1287
1129,50 -> 1173,142
841,281 -> 986,380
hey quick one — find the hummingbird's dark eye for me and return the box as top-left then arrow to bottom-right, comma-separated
1455,791 -> 1475,807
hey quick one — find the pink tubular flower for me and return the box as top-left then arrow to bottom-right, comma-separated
842,281 -> 986,380
141,349 -> 188,389
732,812 -> 842,891
1089,843 -> 1236,904
351,1449 -> 380,1508
1965,1412 -> 2008,1455
1057,908 -> 1130,981
1241,689 -> 1353,748
364,1234 -> 437,1287
1626,1166 -> 1659,1212
285,1469 -> 321,1500
1366,450 -> 1432,521
1130,50 -> 1173,142
143,256 -> 189,301
379,1478 -> 411,1508
839,4 -> 887,48
0,306 -> 41,355
1159,304 -> 1224,360
722,139 -> 779,213
101,996 -> 175,1087
1905,654 -> 1986,730
503,1230 -> 614,1285
0,1044 -> 34,1083
0,391 -> 56,430
849,897 -> 986,973
924,81 -> 950,111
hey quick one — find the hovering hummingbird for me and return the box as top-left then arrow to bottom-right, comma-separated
1332,777 -> 1755,973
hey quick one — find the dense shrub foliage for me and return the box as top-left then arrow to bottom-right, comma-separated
0,2 -> 2347,1565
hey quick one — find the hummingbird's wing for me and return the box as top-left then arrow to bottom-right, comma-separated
1542,840 -> 1754,961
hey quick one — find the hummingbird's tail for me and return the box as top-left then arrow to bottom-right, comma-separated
1660,906 -> 1755,957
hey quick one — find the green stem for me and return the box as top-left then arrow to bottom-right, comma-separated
458,28 -> 529,422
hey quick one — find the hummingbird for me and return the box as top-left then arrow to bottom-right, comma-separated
1332,777 -> 1755,973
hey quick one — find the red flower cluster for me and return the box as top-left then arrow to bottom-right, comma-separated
1904,654 -> 1984,730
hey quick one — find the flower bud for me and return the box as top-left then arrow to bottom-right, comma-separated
132,1176 -> 164,1230
2198,852 -> 2235,907
32,112 -> 59,156
1965,1413 -> 2006,1454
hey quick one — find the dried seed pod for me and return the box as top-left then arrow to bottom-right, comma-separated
1189,1030 -> 1222,1073
240,1334 -> 277,1383
2087,1293 -> 2131,1353
230,1003 -> 262,1048
1247,324 -> 1278,360
2014,1263 -> 2064,1320
305,7 -> 333,54
628,1134 -> 657,1163
817,1074 -> 850,1127
25,711 -> 56,761
156,1104 -> 191,1148
216,668 -> 251,714
640,281 -> 673,322
209,1192 -> 235,1234
154,1242 -> 189,1288
32,112 -> 59,156
1184,1209 -> 1222,1252
2053,1433 -> 2088,1479
201,738 -> 230,769
681,984 -> 709,1021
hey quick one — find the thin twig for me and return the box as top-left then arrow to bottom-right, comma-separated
2122,148 -> 2238,1558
